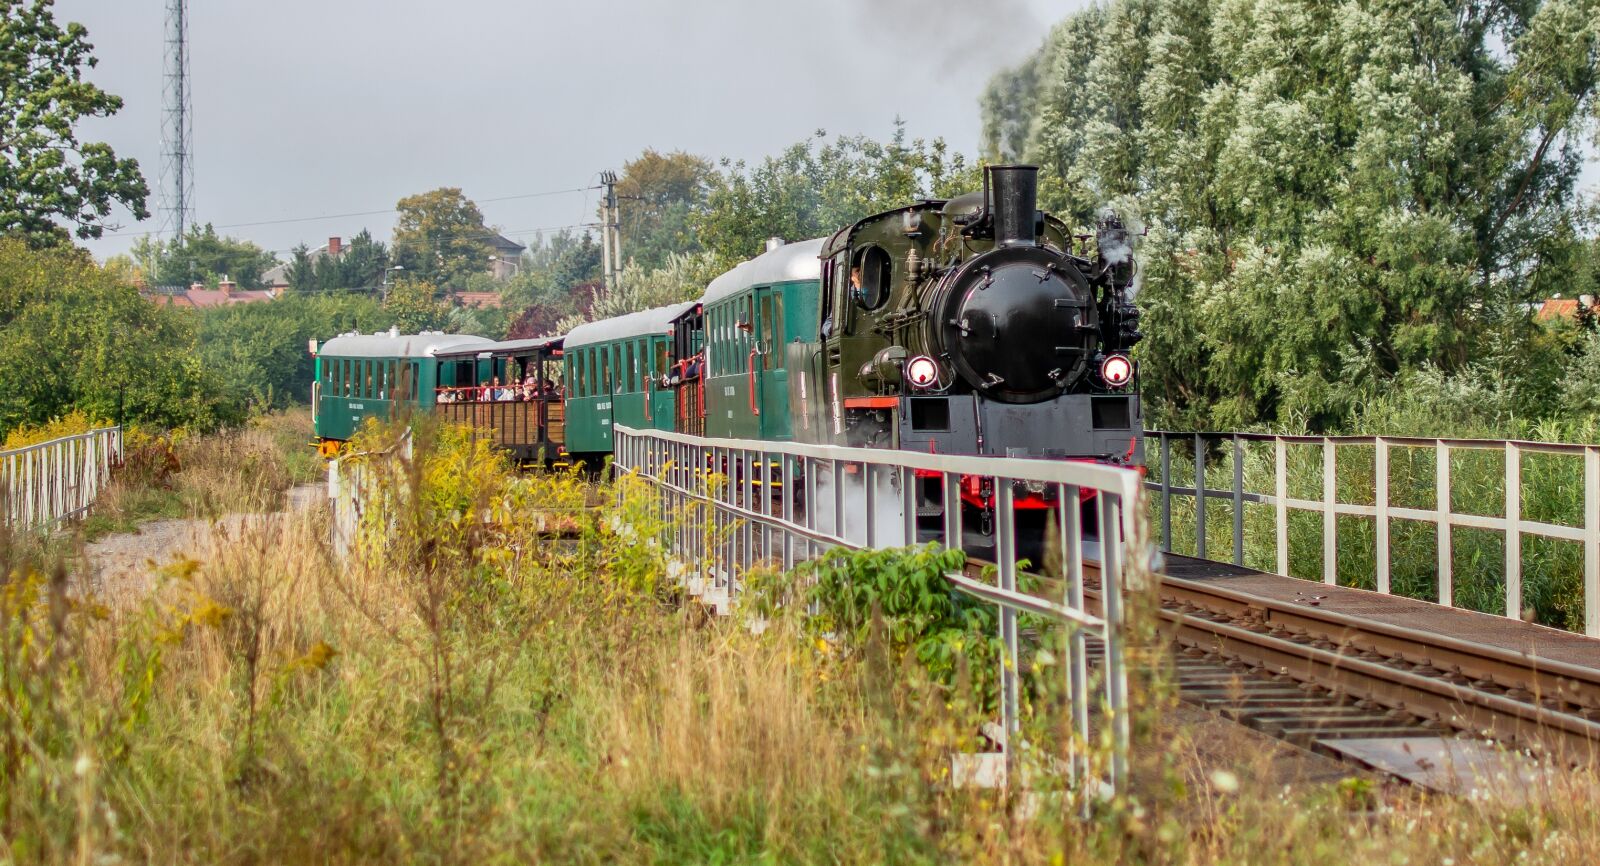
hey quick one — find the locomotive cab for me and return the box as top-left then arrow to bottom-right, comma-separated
793,164 -> 1144,467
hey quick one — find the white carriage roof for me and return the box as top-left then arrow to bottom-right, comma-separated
318,331 -> 492,359
563,301 -> 697,349
700,237 -> 825,306
431,335 -> 564,359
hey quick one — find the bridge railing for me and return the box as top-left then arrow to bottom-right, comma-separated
612,424 -> 1150,792
1148,431 -> 1600,636
0,427 -> 124,532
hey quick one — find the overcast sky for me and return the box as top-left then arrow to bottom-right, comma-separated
59,0 -> 1090,262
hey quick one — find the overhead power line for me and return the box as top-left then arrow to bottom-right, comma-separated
104,185 -> 601,240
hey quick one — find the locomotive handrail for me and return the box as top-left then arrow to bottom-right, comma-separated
612,424 -> 1146,793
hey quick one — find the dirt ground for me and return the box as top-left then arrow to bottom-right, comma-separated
79,483 -> 324,605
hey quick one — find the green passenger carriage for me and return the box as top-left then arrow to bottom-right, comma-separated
312,330 -> 491,454
562,302 -> 695,459
312,329 -> 567,461
696,238 -> 824,441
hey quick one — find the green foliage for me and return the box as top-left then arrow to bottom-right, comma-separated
751,543 -> 1005,699
557,249 -> 721,333
0,239 -> 230,439
197,293 -> 395,411
391,187 -> 494,288
614,149 -> 714,272
128,223 -> 278,288
381,276 -> 451,333
986,0 -> 1600,431
694,123 -> 978,266
0,0 -> 149,246
284,229 -> 390,293
501,229 -> 602,338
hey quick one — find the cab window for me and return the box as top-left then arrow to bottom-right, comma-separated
857,245 -> 893,310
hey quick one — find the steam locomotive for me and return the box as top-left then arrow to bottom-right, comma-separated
313,164 -> 1142,549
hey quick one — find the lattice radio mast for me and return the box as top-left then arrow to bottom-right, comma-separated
159,0 -> 193,245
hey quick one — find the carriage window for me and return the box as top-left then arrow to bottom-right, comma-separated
364,362 -> 374,399
654,338 -> 668,381
774,292 -> 786,357
760,294 -> 775,371
601,346 -> 611,394
742,297 -> 753,355
857,245 -> 893,310
624,341 -> 636,393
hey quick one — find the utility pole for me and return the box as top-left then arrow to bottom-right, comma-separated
160,0 -> 194,248
599,170 -> 622,293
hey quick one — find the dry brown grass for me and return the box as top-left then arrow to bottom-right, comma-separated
10,420 -> 1600,863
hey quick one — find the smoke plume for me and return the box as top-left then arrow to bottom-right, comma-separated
843,0 -> 1050,79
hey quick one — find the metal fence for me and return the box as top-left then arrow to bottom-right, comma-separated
1149,431 -> 1600,636
0,427 -> 123,532
612,424 -> 1149,791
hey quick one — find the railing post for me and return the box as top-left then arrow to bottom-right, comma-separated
1587,447 -> 1599,637
1231,434 -> 1244,566
1275,437 -> 1289,576
1160,433 -> 1172,551
995,479 -> 1021,783
1194,434 -> 1206,560
1100,491 -> 1129,790
942,471 -> 962,551
1322,438 -> 1336,585
1376,437 -> 1390,595
1437,443 -> 1453,607
1058,482 -> 1087,784
1506,442 -> 1522,620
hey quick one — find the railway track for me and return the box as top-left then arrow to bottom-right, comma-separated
969,552 -> 1600,778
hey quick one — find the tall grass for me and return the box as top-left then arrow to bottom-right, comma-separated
3,419 -> 1600,862
82,408 -> 314,539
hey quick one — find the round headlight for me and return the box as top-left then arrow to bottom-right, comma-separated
1100,354 -> 1133,388
906,355 -> 939,389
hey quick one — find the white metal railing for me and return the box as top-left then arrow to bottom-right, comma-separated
612,424 -> 1149,791
0,427 -> 124,532
1149,431 -> 1600,636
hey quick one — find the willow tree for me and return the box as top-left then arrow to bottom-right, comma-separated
986,0 -> 1600,430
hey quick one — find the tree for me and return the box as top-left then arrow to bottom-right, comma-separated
382,277 -> 451,333
985,0 -> 1600,431
0,1 -> 149,246
0,238 -> 227,436
285,229 -> 389,293
614,149 -> 713,272
392,188 -> 494,287
198,292 -> 394,411
694,124 -> 977,266
557,250 -> 721,334
499,229 -> 602,338
130,224 -> 279,288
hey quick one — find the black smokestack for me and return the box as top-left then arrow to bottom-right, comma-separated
988,164 -> 1039,246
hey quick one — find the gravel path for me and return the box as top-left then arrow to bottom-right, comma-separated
81,482 -> 324,604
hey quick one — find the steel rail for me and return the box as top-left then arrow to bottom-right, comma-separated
972,552 -> 1600,762
1154,605 -> 1600,761
1156,573 -> 1600,709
